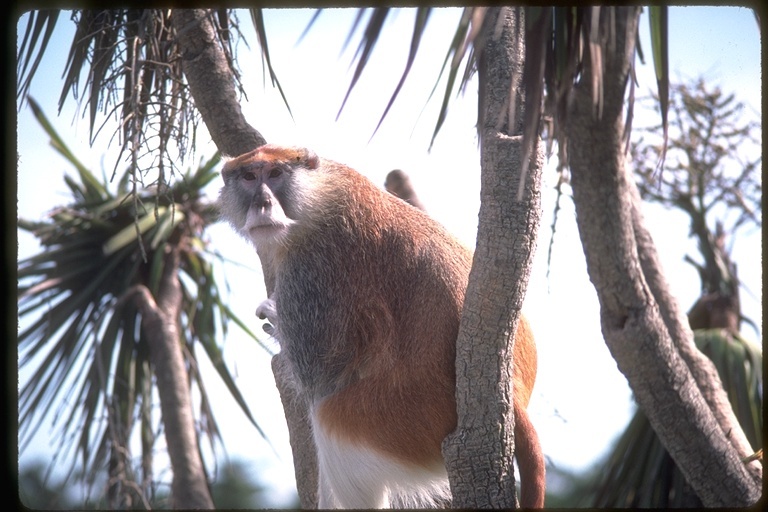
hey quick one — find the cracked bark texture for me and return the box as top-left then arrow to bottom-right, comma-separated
443,7 -> 543,508
173,9 -> 317,507
132,246 -> 214,509
173,9 -> 266,157
565,6 -> 761,507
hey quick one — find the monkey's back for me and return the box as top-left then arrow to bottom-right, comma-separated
275,163 -> 472,468
220,145 -> 542,507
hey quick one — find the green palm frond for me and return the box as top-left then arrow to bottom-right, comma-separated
336,7 -> 391,121
28,97 -> 108,203
426,7 -> 479,150
17,10 -> 60,106
327,6 -> 670,171
17,9 -> 251,188
369,7 -> 432,140
589,329 -> 762,507
18,105 -> 268,484
328,7 -> 485,148
322,7 -> 485,147
249,8 -> 293,119
696,330 -> 762,445
648,6 -> 669,167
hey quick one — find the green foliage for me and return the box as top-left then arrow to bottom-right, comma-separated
16,10 -> 60,106
18,101 -> 268,492
633,78 -> 761,333
19,457 -> 291,509
17,10 -> 252,186
18,460 -> 80,509
211,459 -> 299,509
248,8 -> 294,120
587,329 -> 762,507
325,6 -> 671,175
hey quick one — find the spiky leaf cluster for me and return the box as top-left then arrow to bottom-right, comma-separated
18,101 -> 266,493
17,9 -> 249,185
588,329 -> 762,508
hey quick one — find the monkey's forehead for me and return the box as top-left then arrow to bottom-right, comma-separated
223,144 -> 318,172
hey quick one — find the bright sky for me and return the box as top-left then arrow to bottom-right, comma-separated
17,7 -> 761,507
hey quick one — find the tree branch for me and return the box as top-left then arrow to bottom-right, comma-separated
271,355 -> 318,509
172,9 -> 266,157
172,8 -> 317,506
444,7 -> 543,508
566,6 -> 760,506
631,193 -> 760,478
125,246 -> 214,509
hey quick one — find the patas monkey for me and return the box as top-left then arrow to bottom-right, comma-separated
219,144 -> 545,508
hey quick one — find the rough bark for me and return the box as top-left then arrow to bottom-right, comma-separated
173,8 -> 278,293
131,246 -> 214,509
443,7 -> 542,508
566,6 -> 760,506
173,8 -> 316,506
271,355 -> 319,509
630,180 -> 760,479
172,9 -> 266,158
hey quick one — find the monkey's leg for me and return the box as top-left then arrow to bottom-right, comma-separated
311,411 -> 391,509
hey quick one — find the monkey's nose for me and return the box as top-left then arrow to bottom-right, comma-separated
253,192 -> 272,210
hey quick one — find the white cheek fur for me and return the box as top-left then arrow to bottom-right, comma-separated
242,207 -> 294,248
310,407 -> 450,509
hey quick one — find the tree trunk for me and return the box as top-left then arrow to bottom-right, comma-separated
172,9 -> 266,157
630,186 -> 758,476
272,355 -> 319,509
172,8 -> 278,294
565,6 -> 761,506
173,8 -> 317,507
132,245 -> 214,509
443,7 -> 542,508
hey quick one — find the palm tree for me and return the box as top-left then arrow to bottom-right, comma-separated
532,7 -> 760,506
18,100 -> 267,508
584,77 -> 763,508
17,6 -> 762,507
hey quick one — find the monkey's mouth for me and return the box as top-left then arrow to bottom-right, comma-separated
247,222 -> 290,239
249,223 -> 283,233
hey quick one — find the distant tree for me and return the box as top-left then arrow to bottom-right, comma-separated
18,460 -> 80,509
583,78 -> 763,507
210,459 -> 300,509
634,78 -> 761,333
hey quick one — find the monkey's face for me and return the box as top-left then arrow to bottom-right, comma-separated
220,160 -> 298,249
219,145 -> 321,250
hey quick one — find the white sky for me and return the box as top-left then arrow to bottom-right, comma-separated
16,7 -> 761,507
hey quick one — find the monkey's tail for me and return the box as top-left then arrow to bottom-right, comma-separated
514,402 -> 546,508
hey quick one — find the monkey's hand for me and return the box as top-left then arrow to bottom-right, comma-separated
256,298 -> 277,336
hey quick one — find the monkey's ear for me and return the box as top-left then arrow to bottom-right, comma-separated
302,149 -> 319,170
220,160 -> 236,184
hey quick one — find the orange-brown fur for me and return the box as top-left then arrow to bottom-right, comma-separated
219,145 -> 545,508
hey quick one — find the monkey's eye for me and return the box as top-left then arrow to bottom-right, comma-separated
242,172 -> 257,181
268,168 -> 283,179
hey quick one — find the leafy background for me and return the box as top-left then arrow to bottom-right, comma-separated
16,7 -> 761,506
